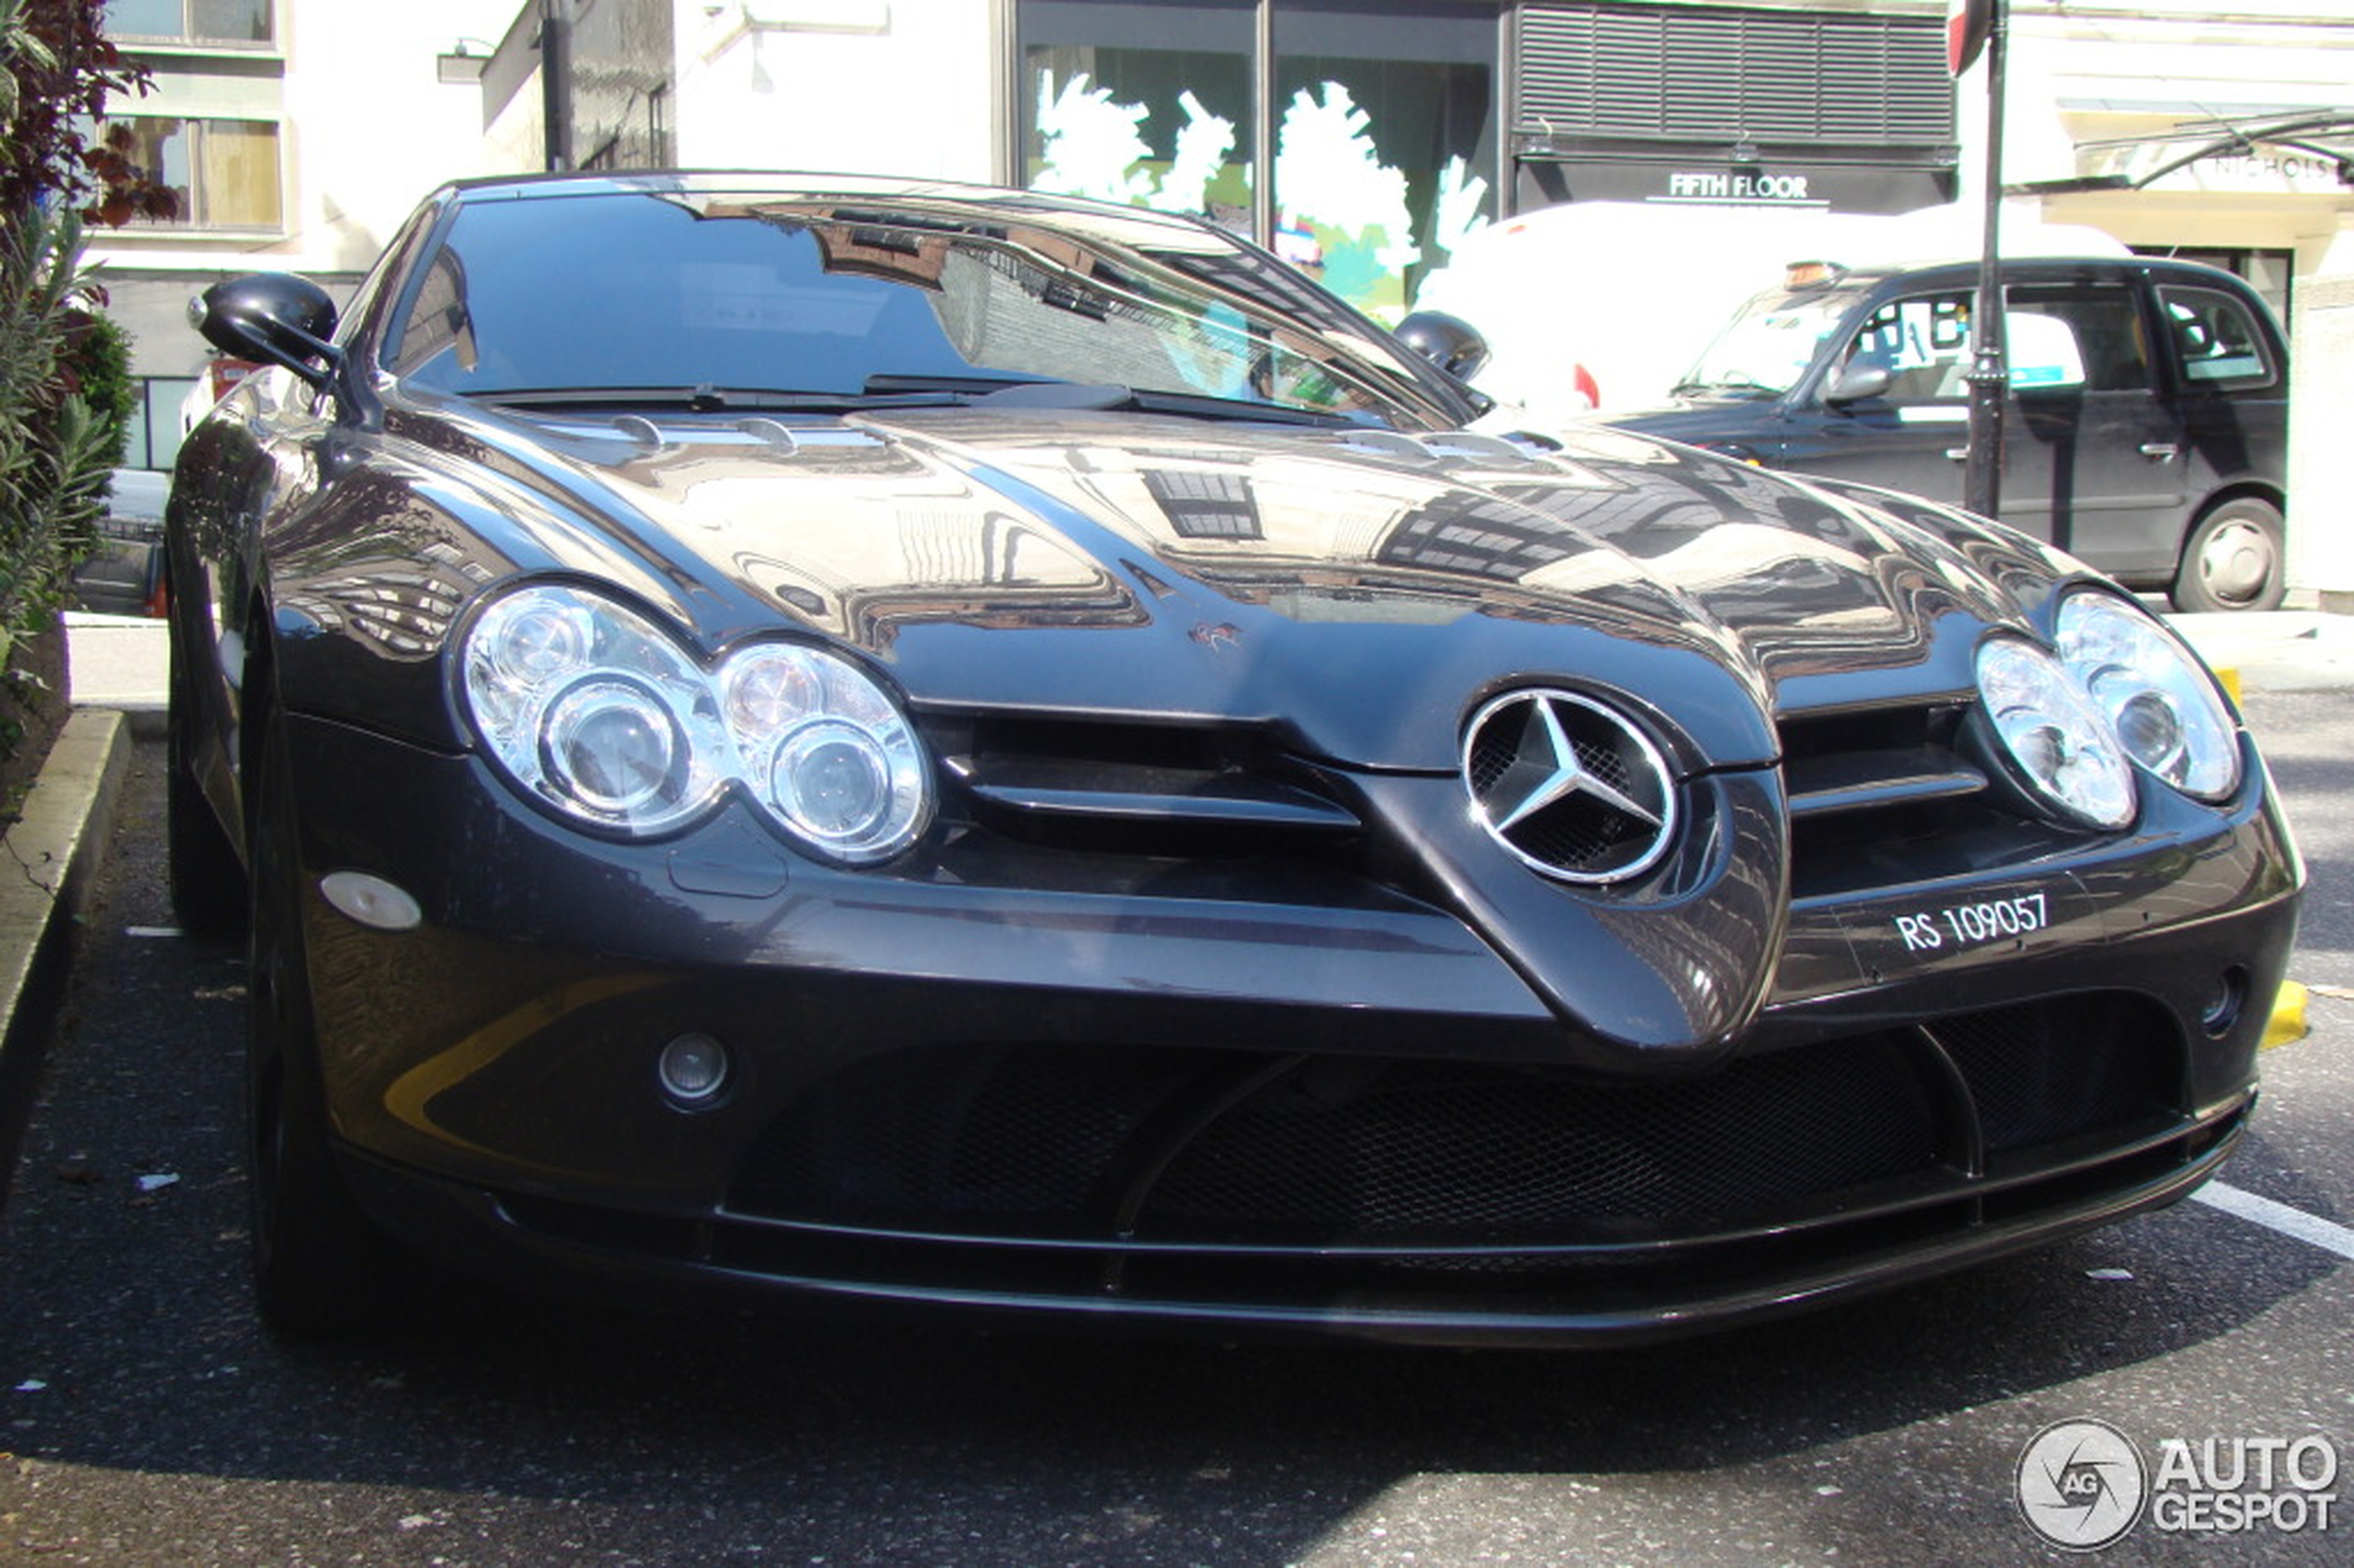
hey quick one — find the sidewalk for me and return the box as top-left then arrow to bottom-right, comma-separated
2166,609 -> 2354,694
63,610 -> 169,714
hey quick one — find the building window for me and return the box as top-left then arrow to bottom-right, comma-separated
106,0 -> 274,47
97,117 -> 283,230
1017,0 -> 1500,321
124,376 -> 206,471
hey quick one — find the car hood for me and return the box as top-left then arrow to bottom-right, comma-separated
1595,397 -> 1791,452
352,398 -> 2066,773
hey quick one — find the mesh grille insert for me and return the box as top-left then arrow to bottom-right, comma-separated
728,995 -> 2187,1247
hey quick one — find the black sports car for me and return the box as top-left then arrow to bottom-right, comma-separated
167,172 -> 2301,1344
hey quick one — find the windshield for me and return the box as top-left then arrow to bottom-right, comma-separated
1677,285 -> 1867,396
382,188 -> 1474,429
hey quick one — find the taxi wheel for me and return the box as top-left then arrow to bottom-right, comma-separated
2170,498 -> 2285,614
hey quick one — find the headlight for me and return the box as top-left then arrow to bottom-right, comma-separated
2057,590 -> 2241,801
461,583 -> 930,863
1975,636 -> 2137,830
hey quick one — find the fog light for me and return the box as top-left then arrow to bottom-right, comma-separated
657,1032 -> 730,1104
2201,968 -> 2249,1037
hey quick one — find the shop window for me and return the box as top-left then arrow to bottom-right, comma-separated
1270,1 -> 1496,319
97,117 -> 283,231
1017,0 -> 1500,321
1022,0 -> 1258,225
107,0 -> 274,47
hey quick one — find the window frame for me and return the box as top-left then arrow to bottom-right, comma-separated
2157,285 -> 2280,395
95,112 -> 286,233
105,0 -> 277,50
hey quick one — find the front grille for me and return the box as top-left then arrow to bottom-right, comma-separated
729,993 -> 2186,1248
1139,1043 -> 1932,1235
1930,998 -> 2175,1153
1778,699 -> 2095,899
925,713 -> 1365,859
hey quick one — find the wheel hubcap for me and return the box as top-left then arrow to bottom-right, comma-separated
2200,520 -> 2272,604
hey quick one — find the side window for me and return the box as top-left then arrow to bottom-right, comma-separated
2006,285 -> 2147,394
2159,286 -> 2277,391
362,202 -> 450,374
1840,291 -> 1973,402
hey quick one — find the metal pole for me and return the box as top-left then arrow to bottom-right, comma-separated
540,0 -> 575,174
1962,0 -> 2008,519
1252,0 -> 1275,247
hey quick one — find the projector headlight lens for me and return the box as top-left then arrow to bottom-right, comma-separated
2057,590 -> 2241,801
1976,635 -> 2138,830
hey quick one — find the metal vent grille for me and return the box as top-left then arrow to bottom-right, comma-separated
1517,3 -> 1955,146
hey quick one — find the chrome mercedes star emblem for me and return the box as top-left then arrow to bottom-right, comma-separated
1462,689 -> 1677,883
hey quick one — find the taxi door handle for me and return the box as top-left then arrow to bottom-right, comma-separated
2139,442 -> 2181,462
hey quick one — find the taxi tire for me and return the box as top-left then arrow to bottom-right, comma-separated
2171,498 -> 2285,614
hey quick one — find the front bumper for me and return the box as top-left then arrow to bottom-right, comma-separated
285,712 -> 2299,1344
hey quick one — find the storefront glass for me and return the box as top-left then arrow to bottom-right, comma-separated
1017,0 -> 1499,322
1022,1 -> 1257,228
1270,1 -> 1495,318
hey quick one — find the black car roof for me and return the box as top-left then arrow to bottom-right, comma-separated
1808,255 -> 2256,291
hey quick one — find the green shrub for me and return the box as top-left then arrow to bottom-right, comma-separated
0,204 -> 111,664
59,306 -> 136,472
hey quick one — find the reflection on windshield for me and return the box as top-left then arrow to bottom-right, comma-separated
1677,288 -> 1862,397
387,191 -> 1464,429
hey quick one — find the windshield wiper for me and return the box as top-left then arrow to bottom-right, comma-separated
865,373 -> 1365,427
475,377 -> 1372,428
1669,374 -> 1776,398
472,385 -> 968,413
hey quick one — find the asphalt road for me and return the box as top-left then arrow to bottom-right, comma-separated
1,695 -> 2347,1567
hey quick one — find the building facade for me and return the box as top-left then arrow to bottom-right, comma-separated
85,0 -> 504,473
97,1 -> 2354,589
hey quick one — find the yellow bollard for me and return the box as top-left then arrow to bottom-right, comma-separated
2262,980 -> 2308,1050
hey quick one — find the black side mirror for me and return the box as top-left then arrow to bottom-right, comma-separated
1395,310 -> 1491,383
1824,360 -> 1892,405
190,272 -> 343,390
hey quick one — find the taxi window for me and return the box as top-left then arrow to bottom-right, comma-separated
2006,285 -> 2147,393
2160,286 -> 2277,391
1841,285 -> 2153,402
1841,291 -> 1973,402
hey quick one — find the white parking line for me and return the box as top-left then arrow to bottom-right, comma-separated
2191,1182 -> 2354,1261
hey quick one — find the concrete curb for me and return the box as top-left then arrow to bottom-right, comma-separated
0,708 -> 133,1204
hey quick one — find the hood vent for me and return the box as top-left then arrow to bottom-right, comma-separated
1323,430 -> 1560,469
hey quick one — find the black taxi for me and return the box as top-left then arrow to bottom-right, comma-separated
1604,257 -> 2289,613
